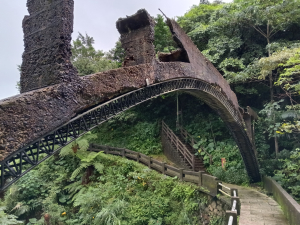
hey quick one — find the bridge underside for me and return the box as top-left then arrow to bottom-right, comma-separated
0,8 -> 260,190
0,78 -> 260,190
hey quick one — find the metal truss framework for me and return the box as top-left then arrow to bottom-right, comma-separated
0,78 -> 259,191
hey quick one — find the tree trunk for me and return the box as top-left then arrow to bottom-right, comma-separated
82,166 -> 94,185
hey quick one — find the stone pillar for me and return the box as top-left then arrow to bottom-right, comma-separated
20,0 -> 77,93
116,9 -> 155,67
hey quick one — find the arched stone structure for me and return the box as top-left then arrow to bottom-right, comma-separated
0,7 -> 260,190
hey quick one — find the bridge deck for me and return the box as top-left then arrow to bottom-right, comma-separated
224,183 -> 288,225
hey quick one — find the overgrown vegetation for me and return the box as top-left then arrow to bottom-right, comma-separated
4,135 -> 211,225
9,0 -> 300,223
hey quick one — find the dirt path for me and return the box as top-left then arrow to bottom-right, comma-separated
224,183 -> 288,225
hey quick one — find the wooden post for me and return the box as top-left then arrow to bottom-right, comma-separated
198,171 -> 204,186
162,162 -> 166,175
192,155 -> 195,171
231,196 -> 240,215
179,168 -> 183,181
231,188 -> 238,197
137,153 -> 140,162
121,149 -> 125,158
226,211 -> 237,225
148,157 -> 152,169
104,146 -> 108,154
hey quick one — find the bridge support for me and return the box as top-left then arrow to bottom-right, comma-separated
21,0 -> 77,93
116,9 -> 156,67
0,8 -> 261,190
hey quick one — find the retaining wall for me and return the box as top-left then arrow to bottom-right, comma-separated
263,176 -> 300,225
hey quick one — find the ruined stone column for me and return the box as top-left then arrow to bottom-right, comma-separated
20,0 -> 77,93
116,9 -> 156,67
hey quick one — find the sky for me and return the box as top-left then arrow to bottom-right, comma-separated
0,0 -> 232,100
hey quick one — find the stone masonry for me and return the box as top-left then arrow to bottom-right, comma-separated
225,183 -> 288,225
20,0 -> 77,93
116,9 -> 156,67
0,8 -> 261,183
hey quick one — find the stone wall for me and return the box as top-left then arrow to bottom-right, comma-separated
21,0 -> 77,93
199,193 -> 229,225
263,176 -> 300,225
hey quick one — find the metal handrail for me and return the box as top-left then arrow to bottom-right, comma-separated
228,216 -> 233,225
219,182 -> 231,190
219,189 -> 231,197
231,200 -> 237,212
217,184 -> 239,225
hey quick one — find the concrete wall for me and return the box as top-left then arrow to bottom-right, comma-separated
263,176 -> 300,225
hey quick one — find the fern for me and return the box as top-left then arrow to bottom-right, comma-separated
94,162 -> 104,174
0,207 -> 23,225
70,166 -> 85,181
11,202 -> 30,217
64,181 -> 84,198
60,131 -> 98,157
95,200 -> 128,225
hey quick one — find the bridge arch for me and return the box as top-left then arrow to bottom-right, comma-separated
1,78 -> 260,191
0,6 -> 261,190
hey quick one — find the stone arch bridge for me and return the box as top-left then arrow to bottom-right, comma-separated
0,1 -> 260,191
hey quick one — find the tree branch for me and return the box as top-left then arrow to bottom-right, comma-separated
250,24 -> 267,38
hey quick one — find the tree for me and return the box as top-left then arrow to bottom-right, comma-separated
107,41 -> 125,68
232,0 -> 300,100
154,15 -> 176,53
71,33 -> 118,75
200,0 -> 209,4
210,0 -> 300,155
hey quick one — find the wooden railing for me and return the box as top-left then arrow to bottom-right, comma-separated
179,126 -> 213,165
89,143 -> 221,196
162,121 -> 196,170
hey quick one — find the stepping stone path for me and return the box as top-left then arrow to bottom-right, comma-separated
224,183 -> 288,225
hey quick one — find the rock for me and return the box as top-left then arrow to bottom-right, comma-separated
211,201 -> 217,208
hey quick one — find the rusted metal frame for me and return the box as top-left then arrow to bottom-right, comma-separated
0,78 -> 252,190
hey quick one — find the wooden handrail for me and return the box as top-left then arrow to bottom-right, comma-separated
179,125 -> 213,165
162,121 -> 195,170
89,143 -> 221,197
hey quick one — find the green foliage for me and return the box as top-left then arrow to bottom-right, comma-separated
107,41 -> 125,68
154,15 -> 176,53
0,206 -> 23,225
258,47 -> 300,80
6,151 -> 206,225
71,33 -> 118,75
194,138 -> 249,185
273,148 -> 300,201
276,48 -> 300,94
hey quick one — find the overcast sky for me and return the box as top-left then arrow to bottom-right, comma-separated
0,0 -> 232,100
